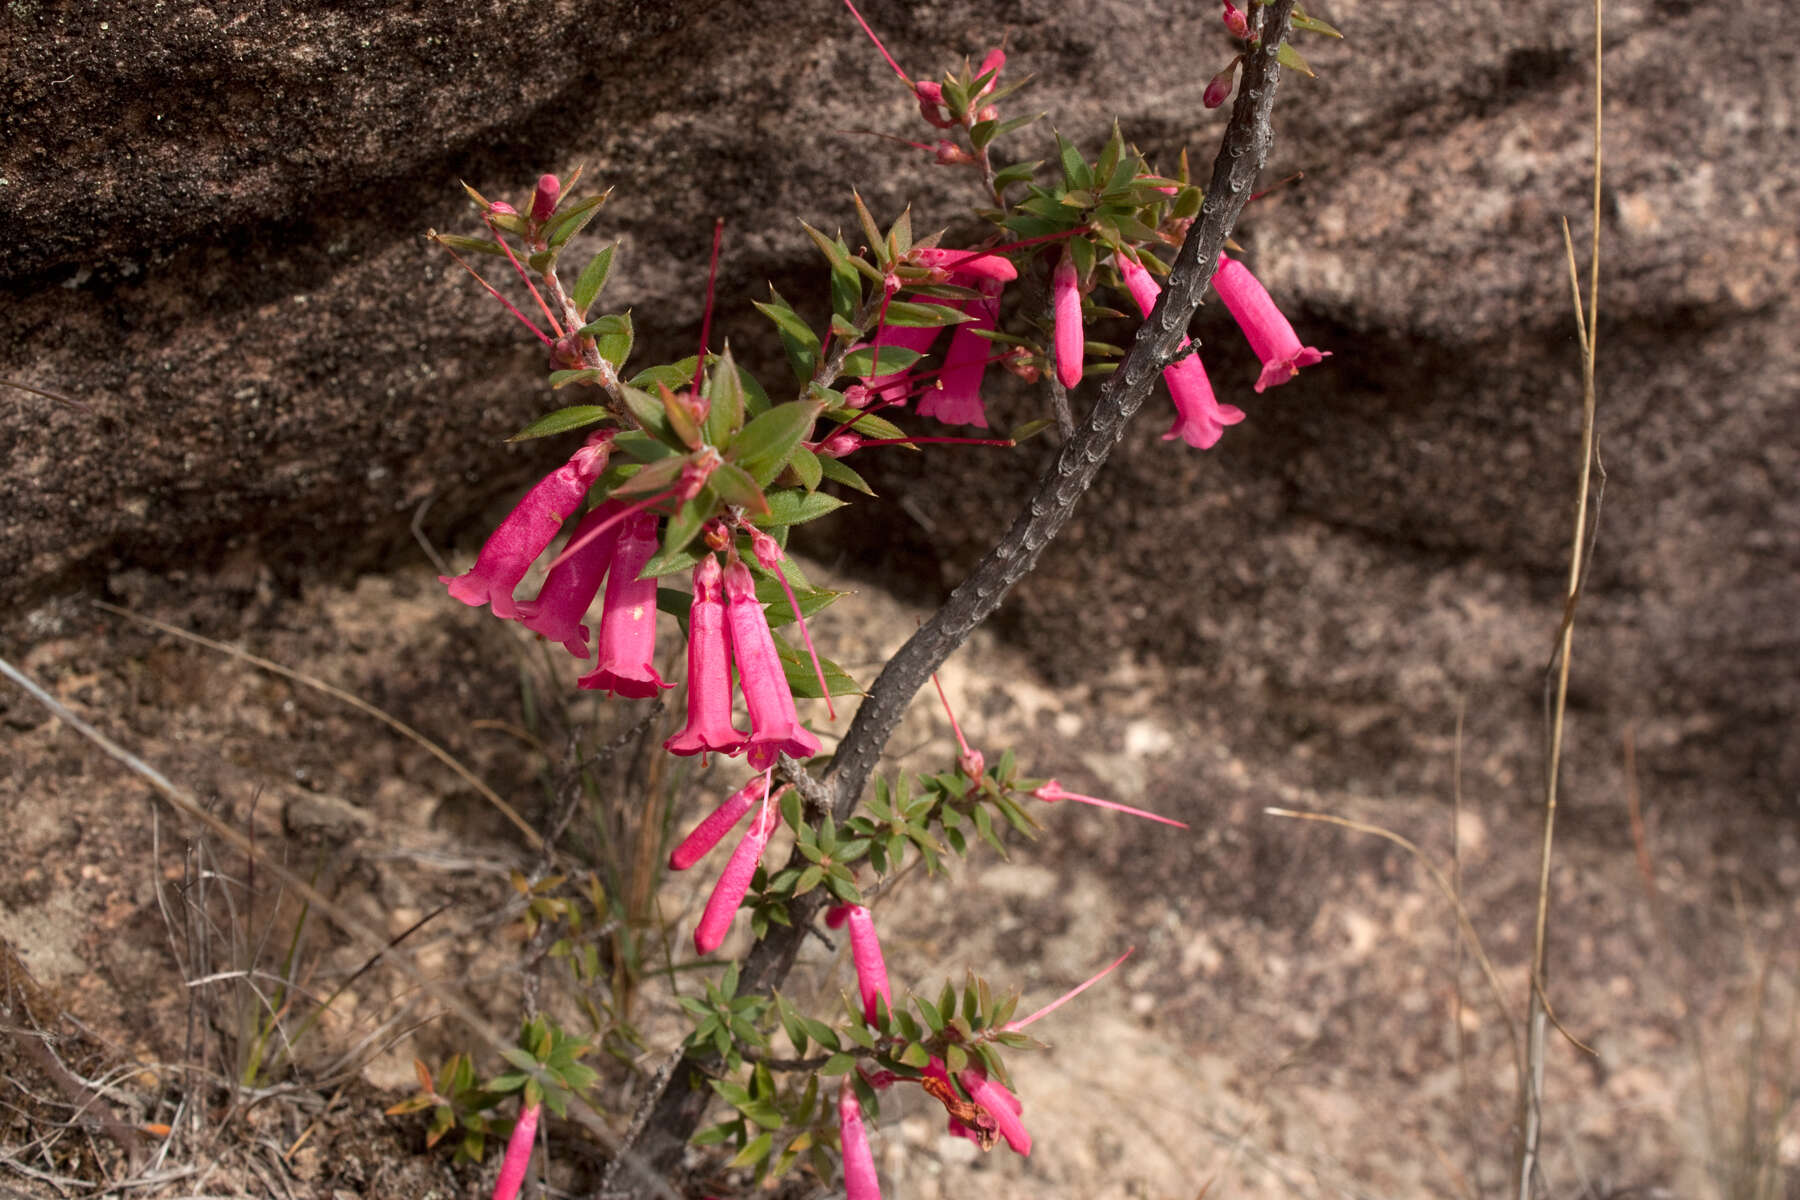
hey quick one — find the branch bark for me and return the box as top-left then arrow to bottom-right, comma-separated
612,3 -> 1298,1188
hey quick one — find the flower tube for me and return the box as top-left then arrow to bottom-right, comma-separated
663,556 -> 746,757
515,500 -> 627,659
440,431 -> 612,619
1052,248 -> 1084,389
1213,253 -> 1330,392
827,904 -> 892,1024
1115,253 -> 1245,450
577,511 -> 673,698
722,560 -> 820,769
837,1078 -> 883,1200
669,776 -> 776,871
693,788 -> 779,954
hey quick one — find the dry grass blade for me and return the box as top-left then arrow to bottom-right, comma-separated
1516,0 -> 1604,1194
91,599 -> 543,851
0,654 -> 683,1200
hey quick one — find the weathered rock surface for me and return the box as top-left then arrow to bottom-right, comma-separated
3,0 -> 1795,815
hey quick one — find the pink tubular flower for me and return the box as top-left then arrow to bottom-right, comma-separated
826,904 -> 892,1024
515,500 -> 627,659
664,556 -> 746,757
1213,253 -> 1330,393
1052,248 -> 1084,389
577,511 -> 674,698
693,787 -> 779,954
908,246 -> 1018,286
919,278 -> 1002,428
669,776 -> 774,870
722,560 -> 820,770
960,1069 -> 1030,1156
441,431 -> 612,619
837,1078 -> 883,1200
491,1100 -> 540,1200
1115,253 -> 1245,450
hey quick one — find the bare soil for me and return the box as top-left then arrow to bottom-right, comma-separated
1,558 -> 1794,1199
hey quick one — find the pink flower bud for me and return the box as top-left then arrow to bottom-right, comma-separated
1213,253 -> 1330,392
664,557 -> 746,758
1204,62 -> 1237,109
840,383 -> 875,410
934,140 -> 973,165
976,46 -> 1006,92
723,560 -> 820,769
693,790 -> 778,954
1115,253 -> 1244,450
914,80 -> 956,128
530,174 -> 560,224
817,431 -> 865,458
1052,248 -> 1084,389
577,511 -> 674,698
488,200 -> 518,216
746,527 -> 784,570
1222,0 -> 1250,39
669,776 -> 769,870
440,432 -> 613,620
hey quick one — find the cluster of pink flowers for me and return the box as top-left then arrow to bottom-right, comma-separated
440,438 -> 821,773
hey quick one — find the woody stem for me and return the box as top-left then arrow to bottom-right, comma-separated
612,0 -> 1298,1185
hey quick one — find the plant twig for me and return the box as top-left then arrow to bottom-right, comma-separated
615,0 -> 1302,1180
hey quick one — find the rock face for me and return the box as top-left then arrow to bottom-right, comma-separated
4,0 -> 1794,811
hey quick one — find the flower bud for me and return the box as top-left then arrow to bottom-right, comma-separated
935,140 -> 973,166
530,173 -> 560,223
1222,0 -> 1250,39
1204,61 -> 1237,109
914,80 -> 956,128
488,200 -> 518,216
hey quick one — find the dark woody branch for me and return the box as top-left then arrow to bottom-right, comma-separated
611,0 -> 1299,1186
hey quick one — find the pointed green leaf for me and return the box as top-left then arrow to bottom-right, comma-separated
1276,40 -> 1316,77
730,400 -> 822,485
710,461 -> 769,515
508,405 -> 609,442
571,244 -> 616,315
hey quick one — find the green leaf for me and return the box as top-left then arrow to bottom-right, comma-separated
754,289 -> 820,383
754,488 -> 846,529
1291,7 -> 1345,37
579,311 -> 634,368
543,191 -> 610,248
730,1132 -> 774,1168
897,1042 -> 931,1069
730,401 -> 822,486
710,461 -> 770,516
993,160 -> 1041,192
618,384 -> 680,447
435,233 -> 506,257
817,456 -> 874,495
548,368 -> 605,389
705,347 -> 747,445
841,346 -> 923,379
571,244 -> 616,316
850,190 -> 886,261
1276,40 -> 1317,77
789,444 -> 823,492
819,1053 -> 858,1076
881,300 -> 971,328
508,405 -> 609,442
1056,131 -> 1093,190
773,634 -> 859,698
